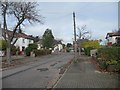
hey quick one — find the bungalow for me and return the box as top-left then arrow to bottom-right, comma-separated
105,31 -> 120,46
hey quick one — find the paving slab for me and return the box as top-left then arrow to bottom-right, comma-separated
55,55 -> 120,88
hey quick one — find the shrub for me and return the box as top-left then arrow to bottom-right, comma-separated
11,46 -> 18,55
84,47 -> 94,56
0,40 -> 6,51
45,49 -> 52,54
97,47 -> 119,62
25,43 -> 38,56
66,48 -> 70,52
34,49 -> 51,57
106,60 -> 118,65
28,43 -> 38,51
97,47 -> 120,71
25,47 -> 31,56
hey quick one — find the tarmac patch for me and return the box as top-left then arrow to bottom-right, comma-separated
37,68 -> 49,72
50,63 -> 57,67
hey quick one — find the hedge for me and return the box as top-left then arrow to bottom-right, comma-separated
84,47 -> 94,56
25,47 -> 31,56
25,43 -> 38,56
97,47 -> 120,62
34,49 -> 52,57
97,47 -> 120,71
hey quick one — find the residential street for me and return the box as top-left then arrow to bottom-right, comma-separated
0,1 -> 120,90
2,52 -> 74,88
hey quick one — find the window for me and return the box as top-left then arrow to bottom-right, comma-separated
22,39 -> 25,43
29,40 -> 31,43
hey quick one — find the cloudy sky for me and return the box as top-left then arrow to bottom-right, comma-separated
23,1 -> 118,44
1,0 -> 119,44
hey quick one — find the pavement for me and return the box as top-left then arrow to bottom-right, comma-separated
54,55 -> 120,88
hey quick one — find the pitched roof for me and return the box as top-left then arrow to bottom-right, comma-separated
36,39 -> 43,44
106,30 -> 120,39
0,27 -> 35,40
53,40 -> 62,45
106,32 -> 120,37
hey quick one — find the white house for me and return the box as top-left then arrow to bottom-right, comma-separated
36,39 -> 63,52
106,32 -> 120,46
12,33 -> 34,52
36,39 -> 43,50
0,24 -> 34,52
53,40 -> 63,52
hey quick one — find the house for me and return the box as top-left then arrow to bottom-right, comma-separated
12,33 -> 34,52
36,39 -> 63,52
37,39 -> 43,50
0,24 -> 34,53
116,37 -> 120,46
105,31 -> 120,46
53,39 -> 63,52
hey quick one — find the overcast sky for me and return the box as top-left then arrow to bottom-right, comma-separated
23,2 -> 118,44
1,1 -> 119,44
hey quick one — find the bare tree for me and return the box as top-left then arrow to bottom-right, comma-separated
77,25 -> 92,40
76,25 -> 92,55
0,1 -> 43,64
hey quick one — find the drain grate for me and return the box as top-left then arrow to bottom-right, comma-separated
37,68 -> 49,72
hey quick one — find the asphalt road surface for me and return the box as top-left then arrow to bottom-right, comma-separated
2,52 -> 74,88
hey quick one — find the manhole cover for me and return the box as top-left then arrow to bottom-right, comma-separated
37,68 -> 49,72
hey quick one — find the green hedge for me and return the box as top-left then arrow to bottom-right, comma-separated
25,43 -> 38,56
34,49 -> 52,57
25,47 -> 31,56
84,47 -> 94,56
0,40 -> 6,51
97,47 -> 120,71
28,43 -> 38,51
97,47 -> 120,62
11,46 -> 20,55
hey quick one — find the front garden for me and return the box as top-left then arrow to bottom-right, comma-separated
25,43 -> 52,57
80,39 -> 120,73
84,46 -> 120,73
96,47 -> 120,72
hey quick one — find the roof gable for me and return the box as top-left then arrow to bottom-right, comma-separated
0,28 -> 34,40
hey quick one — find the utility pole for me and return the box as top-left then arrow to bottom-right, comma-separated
73,12 -> 77,61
